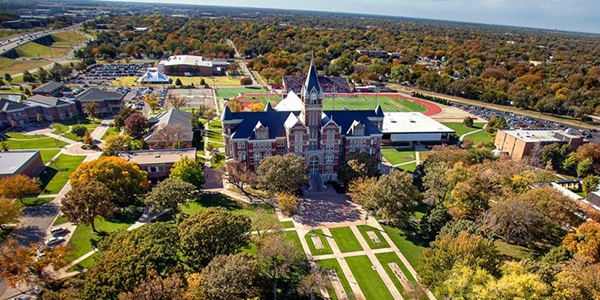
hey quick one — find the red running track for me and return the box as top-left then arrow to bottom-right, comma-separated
236,92 -> 443,116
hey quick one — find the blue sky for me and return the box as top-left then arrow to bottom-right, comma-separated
115,0 -> 600,34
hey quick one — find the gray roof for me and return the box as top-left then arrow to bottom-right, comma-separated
76,88 -> 123,102
145,109 -> 193,143
26,95 -> 73,107
0,98 -> 27,112
33,81 -> 65,94
0,151 -> 41,176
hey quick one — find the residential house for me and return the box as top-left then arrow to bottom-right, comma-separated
115,148 -> 196,181
145,109 -> 193,149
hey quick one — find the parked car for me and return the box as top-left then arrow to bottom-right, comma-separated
50,227 -> 68,237
45,237 -> 65,248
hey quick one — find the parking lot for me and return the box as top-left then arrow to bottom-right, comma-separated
453,103 -> 598,142
71,63 -> 152,85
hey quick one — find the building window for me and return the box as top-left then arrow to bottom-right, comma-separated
254,152 -> 262,166
326,153 -> 334,164
277,139 -> 284,147
237,142 -> 245,149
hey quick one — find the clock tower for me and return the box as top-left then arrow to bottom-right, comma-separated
300,57 -> 323,150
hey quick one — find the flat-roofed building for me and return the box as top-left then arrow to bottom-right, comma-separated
381,112 -> 454,144
494,129 -> 584,160
0,151 -> 45,178
157,55 -> 229,76
115,148 -> 196,181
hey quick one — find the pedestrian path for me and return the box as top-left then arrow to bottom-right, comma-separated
459,128 -> 483,141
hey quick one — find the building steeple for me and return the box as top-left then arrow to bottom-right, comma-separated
301,55 -> 323,101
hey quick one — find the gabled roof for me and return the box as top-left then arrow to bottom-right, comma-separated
0,98 -> 26,112
145,109 -> 193,143
274,91 -> 303,111
221,105 -> 233,121
264,102 -> 274,112
284,112 -> 302,129
154,109 -> 192,128
324,110 -> 382,136
76,88 -> 123,102
32,81 -> 65,94
301,57 -> 322,99
375,104 -> 384,118
26,95 -> 73,107
230,110 -> 300,140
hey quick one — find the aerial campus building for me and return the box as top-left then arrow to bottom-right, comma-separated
156,55 -> 230,76
222,58 -> 384,181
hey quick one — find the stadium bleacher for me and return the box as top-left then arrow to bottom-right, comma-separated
283,75 -> 351,94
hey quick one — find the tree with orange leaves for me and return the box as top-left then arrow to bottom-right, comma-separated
0,174 -> 40,205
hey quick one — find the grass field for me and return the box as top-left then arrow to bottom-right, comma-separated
4,149 -> 58,164
0,226 -> 15,244
180,193 -> 277,223
0,57 -> 49,76
4,137 -> 67,150
346,255 -> 395,300
381,148 -> 416,165
357,225 -> 390,249
317,258 -> 353,300
396,162 -> 417,173
66,209 -> 143,262
376,252 -> 425,299
216,87 -> 267,100
305,229 -> 334,255
381,225 -> 426,268
284,230 -> 304,254
21,197 -> 54,207
4,132 -> 47,139
38,154 -> 86,195
329,227 -> 363,253
53,214 -> 68,226
442,122 -> 486,137
14,31 -> 87,59
322,96 -> 427,112
494,240 -> 535,260
463,129 -> 495,146
280,221 -> 294,228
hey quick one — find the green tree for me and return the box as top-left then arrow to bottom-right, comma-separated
257,153 -> 308,195
69,156 -> 150,207
0,174 -> 40,205
373,169 -> 421,227
582,175 -> 599,195
0,198 -> 22,228
495,115 -> 507,129
483,197 -> 544,245
220,160 -> 256,199
4,73 -> 11,84
175,78 -> 183,86
82,102 -> 100,120
199,253 -> 261,300
337,151 -> 380,186
83,223 -> 180,299
71,124 -> 88,137
577,158 -> 594,178
418,231 -> 501,288
169,156 -> 205,188
62,180 -> 114,233
22,70 -> 35,83
178,207 -> 251,271
463,116 -> 474,128
420,204 -> 453,242
113,107 -> 136,129
144,178 -> 196,214
257,233 -> 301,300
118,271 -> 186,300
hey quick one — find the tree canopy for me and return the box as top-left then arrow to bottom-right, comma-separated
256,153 -> 308,195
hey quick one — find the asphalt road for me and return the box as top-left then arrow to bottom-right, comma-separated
0,200 -> 60,297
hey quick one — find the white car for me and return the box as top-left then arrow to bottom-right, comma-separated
45,237 -> 65,248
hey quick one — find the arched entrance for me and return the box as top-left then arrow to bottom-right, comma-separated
308,155 -> 320,174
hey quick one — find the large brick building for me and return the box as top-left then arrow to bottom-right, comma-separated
222,58 -> 383,181
494,129 -> 584,160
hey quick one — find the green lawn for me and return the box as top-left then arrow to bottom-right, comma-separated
66,254 -> 96,272
381,148 -> 416,165
102,127 -> 121,140
329,227 -> 363,253
38,154 -> 86,195
280,221 -> 294,229
345,255 -> 395,300
442,122 -> 486,137
494,240 -> 535,260
464,129 -> 495,146
0,57 -> 48,75
375,252 -> 417,283
216,87 -> 267,100
3,132 -> 47,139
66,209 -> 143,262
39,149 -> 60,163
20,197 -> 54,207
4,137 -> 67,150
0,226 -> 15,244
317,258 -> 353,300
305,229 -> 334,255
180,193 -> 277,222
284,230 -> 304,254
396,162 -> 417,173
381,225 -> 426,268
322,96 -> 427,112
15,32 -> 87,59
356,225 -> 390,249
53,214 -> 69,226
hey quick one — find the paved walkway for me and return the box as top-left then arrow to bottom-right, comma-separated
459,128 -> 483,141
